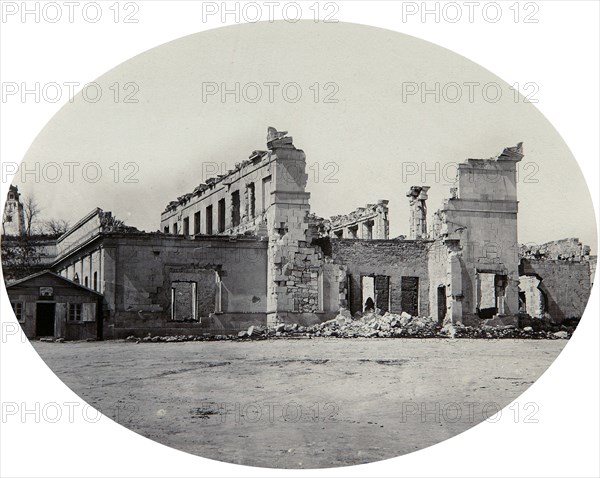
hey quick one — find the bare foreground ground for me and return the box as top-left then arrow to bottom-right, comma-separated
33,338 -> 566,468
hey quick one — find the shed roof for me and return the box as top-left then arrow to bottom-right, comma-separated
6,270 -> 103,296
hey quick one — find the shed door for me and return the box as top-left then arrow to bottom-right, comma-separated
36,303 -> 56,337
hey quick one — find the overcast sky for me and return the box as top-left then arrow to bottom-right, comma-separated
13,21 -> 597,253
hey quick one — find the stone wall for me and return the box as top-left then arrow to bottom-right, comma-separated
427,239 -> 465,325
520,258 -> 591,321
327,238 -> 431,316
55,233 -> 269,338
520,237 -> 589,261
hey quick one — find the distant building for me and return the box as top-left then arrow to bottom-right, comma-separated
2,185 -> 25,236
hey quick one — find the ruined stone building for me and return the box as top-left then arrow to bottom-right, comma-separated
3,129 -> 596,340
2,185 -> 25,236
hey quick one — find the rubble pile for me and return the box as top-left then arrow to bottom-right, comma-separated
302,310 -> 440,338
123,309 -> 572,343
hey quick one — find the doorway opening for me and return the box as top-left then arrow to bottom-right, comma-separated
36,302 -> 56,337
361,276 -> 375,312
401,276 -> 419,316
437,285 -> 447,324
477,272 -> 507,318
361,274 -> 390,313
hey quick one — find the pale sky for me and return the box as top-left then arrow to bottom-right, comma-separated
13,21 -> 597,253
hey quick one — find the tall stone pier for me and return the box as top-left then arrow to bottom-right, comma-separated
264,128 -> 321,326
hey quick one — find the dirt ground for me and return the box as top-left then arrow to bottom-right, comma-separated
32,337 -> 566,468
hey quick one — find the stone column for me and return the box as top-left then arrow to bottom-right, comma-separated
407,186 -> 430,239
373,200 -> 389,239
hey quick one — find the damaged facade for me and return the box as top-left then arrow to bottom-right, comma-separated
3,129 -> 596,339
2,185 -> 25,236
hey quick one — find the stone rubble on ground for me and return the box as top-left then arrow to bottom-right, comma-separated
120,308 -> 573,343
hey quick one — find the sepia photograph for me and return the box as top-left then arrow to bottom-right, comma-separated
1,2 -> 598,477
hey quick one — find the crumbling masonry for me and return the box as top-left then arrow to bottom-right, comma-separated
4,130 -> 595,339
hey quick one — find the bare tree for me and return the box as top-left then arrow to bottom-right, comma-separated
1,234 -> 42,281
23,195 -> 41,236
43,218 -> 71,237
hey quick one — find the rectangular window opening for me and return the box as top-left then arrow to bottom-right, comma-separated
11,301 -> 24,322
248,183 -> 256,218
206,205 -> 213,234
218,199 -> 226,233
171,281 -> 198,322
232,191 -> 241,228
194,211 -> 201,234
68,303 -> 82,321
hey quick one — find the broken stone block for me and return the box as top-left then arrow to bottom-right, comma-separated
441,323 -> 456,338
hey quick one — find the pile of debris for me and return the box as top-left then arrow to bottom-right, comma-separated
124,309 -> 572,343
300,310 -> 440,338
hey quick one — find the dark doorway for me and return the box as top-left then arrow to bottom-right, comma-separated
36,302 -> 56,337
346,274 -> 353,313
437,285 -> 447,324
374,275 -> 390,313
519,291 -> 526,313
401,276 -> 419,316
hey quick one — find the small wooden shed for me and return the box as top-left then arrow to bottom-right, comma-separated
6,270 -> 103,341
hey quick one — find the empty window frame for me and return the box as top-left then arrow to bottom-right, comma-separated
171,281 -> 198,322
194,211 -> 201,234
68,303 -> 82,321
218,199 -> 226,233
231,191 -> 241,227
247,182 -> 256,218
11,301 -> 24,322
206,205 -> 213,234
